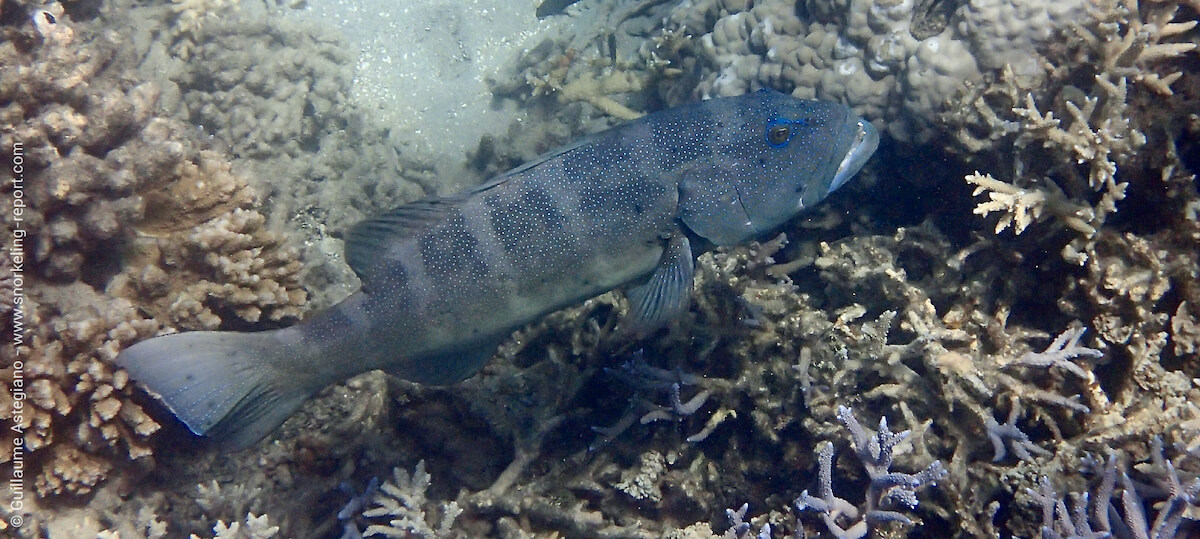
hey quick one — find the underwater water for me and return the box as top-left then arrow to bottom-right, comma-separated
2,0 -> 1199,538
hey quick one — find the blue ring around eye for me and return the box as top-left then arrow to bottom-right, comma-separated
765,118 -> 797,148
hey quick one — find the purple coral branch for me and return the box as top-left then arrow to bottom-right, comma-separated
795,406 -> 946,539
1010,326 -> 1102,379
1030,438 -> 1200,539
985,400 -> 1053,462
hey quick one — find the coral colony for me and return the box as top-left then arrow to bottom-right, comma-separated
2,0 -> 1199,537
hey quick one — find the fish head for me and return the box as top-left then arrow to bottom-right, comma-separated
739,89 -> 879,235
678,90 -> 878,246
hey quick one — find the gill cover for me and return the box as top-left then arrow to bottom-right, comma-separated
678,89 -> 878,246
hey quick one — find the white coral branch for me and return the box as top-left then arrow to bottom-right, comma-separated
965,172 -> 1047,235
965,172 -> 1096,236
362,461 -> 460,538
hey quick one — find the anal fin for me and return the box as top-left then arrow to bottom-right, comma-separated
624,231 -> 694,334
396,336 -> 505,385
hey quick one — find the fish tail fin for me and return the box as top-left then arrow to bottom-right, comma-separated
116,330 -> 314,450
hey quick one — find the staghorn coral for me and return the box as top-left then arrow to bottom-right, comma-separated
959,0 -> 1197,256
310,222 -> 1133,537
1027,442 -> 1200,539
945,3 -> 1200,492
947,11 -> 1200,502
965,170 -> 1096,237
206,513 -> 280,539
357,461 -> 462,538
794,406 -> 947,539
947,0 -> 1196,156
964,74 -> 1145,264
1083,0 -> 1199,96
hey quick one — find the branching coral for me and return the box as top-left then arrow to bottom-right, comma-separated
941,8 -> 1200,521
963,74 -> 1144,264
593,351 -> 730,446
795,406 -> 947,539
965,171 -> 1096,236
1081,0 -> 1199,96
207,513 -> 280,539
1028,442 -> 1200,538
358,461 -> 462,538
2,1 -> 1195,538
961,0 -> 1196,264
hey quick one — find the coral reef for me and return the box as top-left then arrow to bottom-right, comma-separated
953,0 -> 1197,256
4,0 -> 1199,537
945,8 -> 1200,522
356,461 -> 462,538
206,514 -> 280,539
0,0 -> 306,502
119,0 -> 436,307
487,0 -> 692,163
795,406 -> 946,538
1029,440 -> 1200,539
642,0 -> 1063,142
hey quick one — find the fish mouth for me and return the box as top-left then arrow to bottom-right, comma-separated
829,119 -> 880,193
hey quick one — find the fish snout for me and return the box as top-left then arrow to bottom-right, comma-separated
829,119 -> 880,193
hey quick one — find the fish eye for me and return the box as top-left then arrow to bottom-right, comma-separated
766,123 -> 792,147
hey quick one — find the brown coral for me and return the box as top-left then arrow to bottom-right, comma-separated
0,2 -> 306,499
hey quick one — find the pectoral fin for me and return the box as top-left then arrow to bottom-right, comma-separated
625,232 -> 694,334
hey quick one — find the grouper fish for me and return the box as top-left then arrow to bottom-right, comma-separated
117,89 -> 879,450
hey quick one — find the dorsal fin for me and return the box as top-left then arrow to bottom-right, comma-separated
343,196 -> 458,284
341,132 -> 601,284
469,133 -> 601,195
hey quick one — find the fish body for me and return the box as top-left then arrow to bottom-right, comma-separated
117,89 -> 879,449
